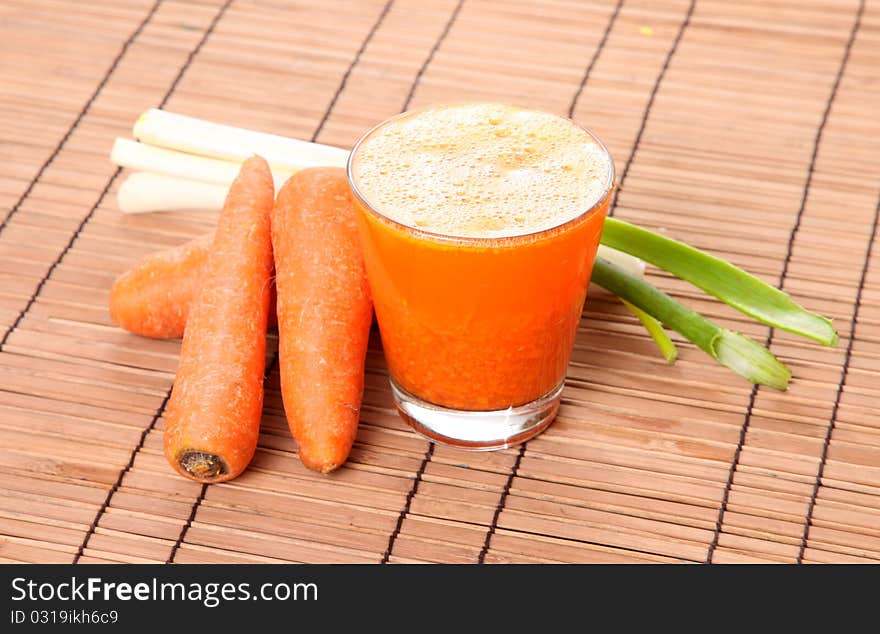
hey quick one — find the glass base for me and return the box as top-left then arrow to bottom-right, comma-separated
390,380 -> 563,451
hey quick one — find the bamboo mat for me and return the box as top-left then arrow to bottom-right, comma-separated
0,0 -> 878,565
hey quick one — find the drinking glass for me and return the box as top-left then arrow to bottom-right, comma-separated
348,105 -> 614,450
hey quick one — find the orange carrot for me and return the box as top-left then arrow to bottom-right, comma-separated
109,235 -> 210,339
163,156 -> 274,482
272,167 -> 372,473
110,234 -> 276,339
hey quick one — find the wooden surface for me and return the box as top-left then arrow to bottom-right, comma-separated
0,0 -> 878,564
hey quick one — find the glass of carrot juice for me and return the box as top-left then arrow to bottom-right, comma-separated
348,103 -> 613,450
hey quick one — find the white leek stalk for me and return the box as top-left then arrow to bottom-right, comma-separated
133,109 -> 349,170
111,138 -> 294,188
117,172 -> 228,214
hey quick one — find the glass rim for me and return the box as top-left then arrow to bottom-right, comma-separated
346,102 -> 616,245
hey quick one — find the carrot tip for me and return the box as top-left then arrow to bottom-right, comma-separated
179,451 -> 229,480
300,456 -> 343,475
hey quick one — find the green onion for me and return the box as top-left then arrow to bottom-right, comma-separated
597,244 -> 645,278
600,217 -> 838,346
595,246 -> 678,361
621,300 -> 678,363
592,257 -> 791,390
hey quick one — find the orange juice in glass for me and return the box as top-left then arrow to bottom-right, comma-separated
348,103 -> 613,449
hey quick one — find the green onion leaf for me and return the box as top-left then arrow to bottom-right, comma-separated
592,257 -> 791,390
600,217 -> 838,346
621,300 -> 678,364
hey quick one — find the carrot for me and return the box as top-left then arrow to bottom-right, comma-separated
163,156 -> 274,482
109,234 -> 277,339
272,167 -> 372,473
109,234 -> 210,339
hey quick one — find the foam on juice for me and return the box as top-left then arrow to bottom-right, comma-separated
350,103 -> 612,239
